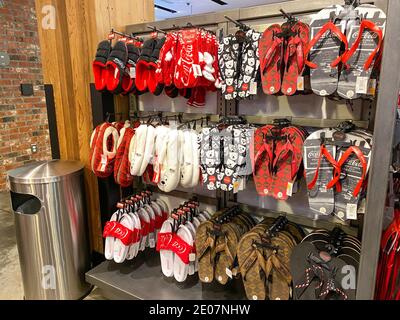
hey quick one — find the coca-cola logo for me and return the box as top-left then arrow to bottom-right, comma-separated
172,240 -> 187,254
227,86 -> 234,93
159,233 -> 173,246
352,31 -> 378,40
344,159 -> 363,168
242,83 -> 249,91
308,150 -> 320,159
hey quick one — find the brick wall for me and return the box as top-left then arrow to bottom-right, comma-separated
0,0 -> 51,191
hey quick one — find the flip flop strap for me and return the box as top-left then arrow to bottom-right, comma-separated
304,21 -> 349,69
263,252 -> 292,285
239,249 -> 259,280
260,37 -> 282,73
307,144 -> 340,190
272,137 -> 297,178
196,234 -> 215,261
215,236 -> 235,262
254,141 -> 273,176
335,146 -> 368,197
341,19 -> 383,71
294,264 -> 324,299
285,37 -> 305,73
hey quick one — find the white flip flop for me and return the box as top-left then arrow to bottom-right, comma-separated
113,213 -> 134,263
126,211 -> 140,260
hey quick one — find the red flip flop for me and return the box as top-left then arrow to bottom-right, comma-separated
281,22 -> 309,96
259,24 -> 283,95
252,125 -> 274,196
270,126 -> 305,200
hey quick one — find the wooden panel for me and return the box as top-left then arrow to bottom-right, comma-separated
35,0 -> 155,253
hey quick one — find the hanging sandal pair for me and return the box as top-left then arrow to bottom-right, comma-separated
303,123 -> 372,220
306,4 -> 385,98
259,19 -> 309,96
237,216 -> 304,300
252,120 -> 307,200
195,206 -> 256,284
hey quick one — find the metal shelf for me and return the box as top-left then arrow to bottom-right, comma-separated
85,250 -> 246,300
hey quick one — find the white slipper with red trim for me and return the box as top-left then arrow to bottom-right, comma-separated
113,213 -> 134,264
173,224 -> 193,282
104,211 -> 118,260
160,218 -> 175,278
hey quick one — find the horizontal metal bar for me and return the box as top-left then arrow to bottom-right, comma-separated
147,185 -> 218,206
241,115 -> 369,128
234,202 -> 359,237
133,111 -> 220,122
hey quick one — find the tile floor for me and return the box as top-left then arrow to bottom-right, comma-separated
0,191 -> 105,300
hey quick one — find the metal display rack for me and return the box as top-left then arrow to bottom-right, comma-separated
86,0 -> 400,300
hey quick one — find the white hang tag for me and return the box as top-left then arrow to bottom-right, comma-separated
192,64 -> 202,77
225,267 -> 233,279
367,79 -> 377,96
286,182 -> 294,197
130,67 -> 136,78
346,203 -> 358,220
358,198 -> 366,214
99,154 -> 107,172
249,81 -> 257,95
149,236 -> 155,248
356,76 -> 369,94
189,253 -> 196,262
114,67 -> 119,79
297,76 -> 304,91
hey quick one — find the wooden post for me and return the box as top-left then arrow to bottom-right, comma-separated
35,0 -> 154,253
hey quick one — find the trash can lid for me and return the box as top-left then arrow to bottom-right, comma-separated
7,160 -> 84,184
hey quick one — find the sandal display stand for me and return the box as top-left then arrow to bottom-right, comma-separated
85,0 -> 400,300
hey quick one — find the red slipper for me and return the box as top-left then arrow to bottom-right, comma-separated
92,40 -> 111,92
259,24 -> 283,95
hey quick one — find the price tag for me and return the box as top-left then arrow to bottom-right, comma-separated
367,79 -> 377,96
149,238 -> 155,248
226,267 -> 233,279
130,67 -> 136,78
297,76 -> 304,91
346,203 -> 358,220
356,76 -> 369,94
249,81 -> 257,95
233,181 -> 240,194
189,253 -> 196,262
114,67 -> 119,79
358,198 -> 366,214
192,64 -> 202,77
286,182 -> 293,197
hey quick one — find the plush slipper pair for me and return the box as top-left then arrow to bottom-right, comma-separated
252,122 -> 307,200
259,21 -> 309,96
290,227 -> 360,300
195,207 -> 256,285
306,4 -> 385,99
103,196 -> 169,263
129,124 -> 156,177
237,217 -> 304,300
90,122 -> 120,178
158,201 -> 211,282
303,124 -> 371,220
92,40 -> 142,95
135,37 -> 166,95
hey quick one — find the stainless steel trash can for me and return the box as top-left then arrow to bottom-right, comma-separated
7,160 -> 92,300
